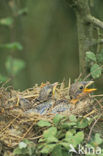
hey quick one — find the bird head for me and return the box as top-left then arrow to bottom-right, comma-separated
69,81 -> 96,104
38,82 -> 58,102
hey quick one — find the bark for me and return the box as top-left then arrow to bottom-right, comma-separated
67,0 -> 103,76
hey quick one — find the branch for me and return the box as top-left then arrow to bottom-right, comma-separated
87,15 -> 103,30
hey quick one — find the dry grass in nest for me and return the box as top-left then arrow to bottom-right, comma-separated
0,82 -> 103,148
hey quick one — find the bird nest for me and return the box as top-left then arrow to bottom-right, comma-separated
0,82 -> 102,149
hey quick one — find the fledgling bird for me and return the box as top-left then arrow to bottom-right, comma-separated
31,82 -> 58,114
69,81 -> 96,104
51,81 -> 96,114
37,82 -> 58,102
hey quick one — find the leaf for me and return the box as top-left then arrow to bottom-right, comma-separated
61,122 -> 76,129
51,145 -> 63,156
0,17 -> 13,26
37,120 -> 51,127
96,49 -> 103,63
65,131 -> 73,138
69,115 -> 77,122
19,142 -> 27,149
5,56 -> 26,76
94,133 -> 103,145
65,131 -> 84,147
90,64 -> 102,79
77,118 -> 89,128
0,42 -> 23,51
59,142 -> 70,149
40,144 -> 56,154
43,127 -> 57,138
74,131 -> 84,144
46,136 -> 58,143
0,74 -> 8,82
86,51 -> 96,62
53,114 -> 64,125
18,8 -> 28,15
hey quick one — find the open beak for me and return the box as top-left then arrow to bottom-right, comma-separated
83,81 -> 96,93
52,82 -> 58,95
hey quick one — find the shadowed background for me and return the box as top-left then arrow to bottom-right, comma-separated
0,0 -> 103,90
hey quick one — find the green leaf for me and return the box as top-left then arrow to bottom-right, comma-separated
51,145 -> 63,156
77,118 -> 89,128
59,142 -> 70,149
69,115 -> 77,122
5,56 -> 26,76
0,17 -> 13,26
94,133 -> 103,145
65,131 -> 73,138
40,144 -> 56,154
46,136 -> 58,143
43,127 -> 57,138
96,49 -> 103,63
18,8 -> 28,15
90,64 -> 102,79
37,120 -> 51,127
86,51 -> 96,62
74,131 -> 84,144
53,114 -> 64,125
62,122 -> 76,129
65,131 -> 84,147
0,42 -> 23,51
0,74 -> 8,82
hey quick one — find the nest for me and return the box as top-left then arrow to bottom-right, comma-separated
0,82 -> 102,149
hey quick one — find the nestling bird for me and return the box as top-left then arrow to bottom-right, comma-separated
37,82 -> 58,102
69,81 -> 96,104
51,81 -> 96,114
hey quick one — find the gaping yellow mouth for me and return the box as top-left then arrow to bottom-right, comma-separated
52,82 -> 58,95
83,88 -> 97,93
83,81 -> 96,93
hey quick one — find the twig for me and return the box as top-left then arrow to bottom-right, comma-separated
0,113 -> 21,134
87,115 -> 101,141
87,15 -> 103,30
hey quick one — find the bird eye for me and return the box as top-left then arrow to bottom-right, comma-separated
70,96 -> 73,99
79,86 -> 83,90
49,91 -> 52,95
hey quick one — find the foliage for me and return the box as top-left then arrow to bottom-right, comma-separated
0,16 -> 25,83
13,139 -> 36,156
13,114 -> 103,156
86,50 -> 103,79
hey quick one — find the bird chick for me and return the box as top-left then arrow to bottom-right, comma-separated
69,81 -> 96,104
37,82 -> 58,102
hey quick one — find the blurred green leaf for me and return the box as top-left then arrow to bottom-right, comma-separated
96,49 -> 103,63
37,120 -> 51,127
94,133 -> 103,145
5,56 -> 26,76
40,144 -> 56,154
86,51 -> 96,62
65,131 -> 84,147
13,140 -> 36,156
77,118 -> 89,128
0,42 -> 23,51
43,127 -> 57,138
51,145 -> 63,156
0,74 -> 8,82
53,114 -> 64,125
69,115 -> 77,122
18,8 -> 28,15
0,17 -> 13,26
61,122 -> 76,129
46,136 -> 58,143
90,64 -> 102,79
